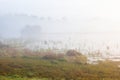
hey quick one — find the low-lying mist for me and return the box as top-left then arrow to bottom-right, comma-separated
0,15 -> 120,63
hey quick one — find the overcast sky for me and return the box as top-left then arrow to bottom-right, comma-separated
0,0 -> 119,17
0,0 -> 97,17
0,0 -> 120,38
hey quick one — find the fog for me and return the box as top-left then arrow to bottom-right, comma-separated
0,0 -> 120,38
0,0 -> 120,56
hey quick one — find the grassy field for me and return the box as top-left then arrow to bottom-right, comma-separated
0,43 -> 119,80
0,57 -> 120,80
0,76 -> 49,80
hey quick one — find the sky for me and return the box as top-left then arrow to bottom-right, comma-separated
0,0 -> 120,38
0,0 -> 97,17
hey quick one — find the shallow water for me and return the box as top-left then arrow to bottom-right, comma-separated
28,32 -> 120,56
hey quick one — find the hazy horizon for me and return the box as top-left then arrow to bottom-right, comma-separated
0,0 -> 120,38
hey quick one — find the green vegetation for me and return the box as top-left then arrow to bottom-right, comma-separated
0,76 -> 48,80
0,57 -> 120,80
0,42 -> 120,80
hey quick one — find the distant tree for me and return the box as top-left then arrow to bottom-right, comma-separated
21,25 -> 41,39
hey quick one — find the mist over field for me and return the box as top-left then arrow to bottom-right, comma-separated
0,0 -> 120,80
0,14 -> 120,57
